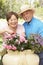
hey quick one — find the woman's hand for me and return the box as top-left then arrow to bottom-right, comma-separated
5,28 -> 14,34
0,27 -> 14,35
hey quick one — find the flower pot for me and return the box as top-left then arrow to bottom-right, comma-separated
2,50 -> 39,65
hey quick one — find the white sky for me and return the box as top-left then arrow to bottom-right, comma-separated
28,0 -> 39,3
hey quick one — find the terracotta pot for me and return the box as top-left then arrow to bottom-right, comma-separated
2,50 -> 39,65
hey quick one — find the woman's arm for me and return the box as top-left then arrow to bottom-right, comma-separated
0,30 -> 6,35
0,28 -> 13,35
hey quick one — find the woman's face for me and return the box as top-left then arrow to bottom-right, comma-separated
8,15 -> 18,28
22,10 -> 34,22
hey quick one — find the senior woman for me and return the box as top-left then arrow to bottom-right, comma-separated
0,11 -> 25,42
0,11 -> 25,65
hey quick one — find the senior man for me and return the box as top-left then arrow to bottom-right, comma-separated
19,4 -> 43,65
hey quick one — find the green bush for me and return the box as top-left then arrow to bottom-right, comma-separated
0,36 -> 2,45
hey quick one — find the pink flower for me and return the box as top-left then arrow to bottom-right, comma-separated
19,36 -> 25,42
3,44 -> 12,50
12,46 -> 17,50
7,45 -> 12,50
5,33 -> 16,39
4,35 -> 12,39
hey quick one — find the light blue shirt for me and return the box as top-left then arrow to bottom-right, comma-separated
23,17 -> 43,38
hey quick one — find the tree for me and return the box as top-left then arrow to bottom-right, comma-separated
0,0 -> 10,18
33,0 -> 40,8
0,0 -> 31,18
39,0 -> 43,7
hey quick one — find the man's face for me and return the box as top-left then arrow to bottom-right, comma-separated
22,10 -> 34,22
